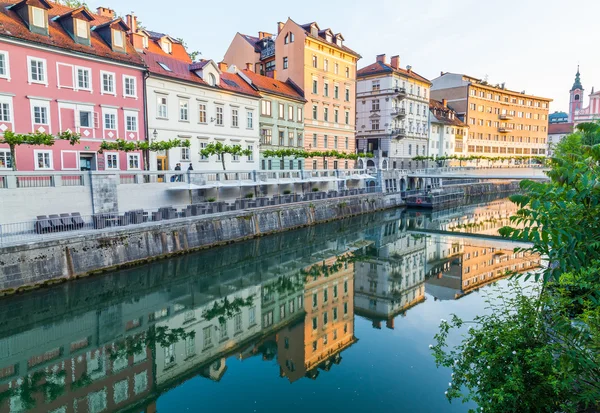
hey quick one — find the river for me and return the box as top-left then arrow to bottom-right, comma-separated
0,196 -> 540,413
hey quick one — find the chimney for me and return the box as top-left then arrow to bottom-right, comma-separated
218,61 -> 228,71
440,71 -> 444,76
245,63 -> 253,72
406,65 -> 412,73
390,55 -> 400,70
96,6 -> 115,19
386,319 -> 395,330
442,99 -> 447,108
126,13 -> 137,34
376,54 -> 386,64
258,31 -> 272,40
277,22 -> 284,34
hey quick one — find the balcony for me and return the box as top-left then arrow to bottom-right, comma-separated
499,114 -> 513,120
260,45 -> 275,60
394,87 -> 407,99
391,108 -> 406,118
391,128 -> 406,139
498,127 -> 513,133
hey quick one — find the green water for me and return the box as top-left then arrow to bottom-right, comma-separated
0,197 -> 533,413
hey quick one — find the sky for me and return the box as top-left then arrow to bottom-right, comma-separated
87,0 -> 600,113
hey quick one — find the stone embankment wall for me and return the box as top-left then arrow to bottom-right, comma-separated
460,181 -> 521,196
0,194 -> 400,293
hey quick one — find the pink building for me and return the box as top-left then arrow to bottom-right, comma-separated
0,1 -> 146,171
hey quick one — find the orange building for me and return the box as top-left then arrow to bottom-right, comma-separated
224,19 -> 361,170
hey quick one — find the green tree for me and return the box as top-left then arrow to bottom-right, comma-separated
431,141 -> 600,412
98,138 -> 190,170
199,142 -> 251,176
576,121 -> 600,146
56,0 -> 86,6
176,37 -> 201,61
0,130 -> 80,171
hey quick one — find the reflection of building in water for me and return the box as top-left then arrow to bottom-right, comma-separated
354,217 -> 427,328
278,254 -> 357,382
425,235 -> 464,278
426,237 -> 541,300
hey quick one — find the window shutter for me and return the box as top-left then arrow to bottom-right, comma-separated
93,112 -> 100,129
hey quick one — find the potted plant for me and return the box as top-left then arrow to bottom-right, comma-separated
245,193 -> 254,199
283,189 -> 292,195
207,198 -> 216,202
312,187 -> 319,192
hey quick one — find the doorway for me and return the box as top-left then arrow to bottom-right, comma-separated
157,155 -> 168,182
79,153 -> 96,171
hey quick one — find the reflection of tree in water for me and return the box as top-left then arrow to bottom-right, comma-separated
0,370 -> 66,411
109,326 -> 195,361
203,296 -> 256,324
300,253 -> 363,281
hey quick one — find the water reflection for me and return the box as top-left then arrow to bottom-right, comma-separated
0,198 -> 540,413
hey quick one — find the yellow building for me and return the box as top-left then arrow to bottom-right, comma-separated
431,73 -> 552,158
224,19 -> 361,170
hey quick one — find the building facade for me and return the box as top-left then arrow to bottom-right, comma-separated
569,67 -> 600,126
128,18 -> 260,172
356,54 -> 431,170
237,68 -> 306,170
0,2 -> 146,171
549,111 -> 569,124
224,19 -> 360,170
431,73 -> 551,158
428,99 -> 468,160
547,123 -> 573,157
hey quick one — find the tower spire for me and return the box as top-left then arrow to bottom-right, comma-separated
571,65 -> 583,91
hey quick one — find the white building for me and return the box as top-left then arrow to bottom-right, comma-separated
131,25 -> 261,172
547,122 -> 573,157
356,54 -> 431,170
428,99 -> 468,161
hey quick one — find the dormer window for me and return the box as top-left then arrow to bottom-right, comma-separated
75,19 -> 88,39
113,30 -> 124,48
31,7 -> 46,28
337,38 -> 343,47
142,35 -> 148,49
161,39 -> 172,54
325,34 -> 332,42
209,73 -> 216,86
310,26 -> 318,37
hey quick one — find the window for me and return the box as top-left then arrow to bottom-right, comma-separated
297,133 -> 303,147
312,317 -> 318,330
312,79 -> 318,94
312,55 -> 317,68
234,313 -> 242,333
333,307 -> 338,321
33,105 -> 48,124
312,105 -> 318,120
0,101 -> 11,122
279,131 -> 285,146
104,113 -> 116,129
287,105 -> 294,121
345,67 -> 350,78
76,19 -> 88,39
157,62 -> 171,71
164,345 -> 175,367
35,151 -> 52,170
232,108 -> 239,127
75,67 -> 91,90
372,99 -> 380,111
323,312 -> 328,325
261,129 -> 272,144
283,57 -> 288,69
124,76 -> 136,97
31,7 -> 46,28
297,107 -> 303,121
288,131 -> 294,147
324,135 -> 328,148
345,137 -> 349,149
371,120 -> 379,130
334,109 -> 339,123
113,30 -> 124,48
344,302 -> 348,315
324,82 -> 329,97
261,100 -> 272,116
0,52 -> 8,79
323,288 -> 328,303
128,154 -> 140,170
126,114 -> 137,132
216,106 -> 223,125
324,107 -> 329,122
344,280 -> 348,294
243,111 -> 252,130
28,57 -> 46,84
220,320 -> 228,339
333,284 -> 338,298
324,59 -> 329,71
345,111 -> 349,125
157,96 -> 168,118
179,100 -> 188,121
185,336 -> 195,357
345,87 -> 350,101
203,326 -> 212,348
372,80 -> 380,92
198,103 -> 207,123
105,153 -> 118,169
278,103 -> 284,119
313,133 -> 318,148
102,72 -> 115,94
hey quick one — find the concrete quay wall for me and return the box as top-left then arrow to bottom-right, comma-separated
0,194 -> 401,293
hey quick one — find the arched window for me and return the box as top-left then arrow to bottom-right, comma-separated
209,73 -> 216,86
575,94 -> 580,101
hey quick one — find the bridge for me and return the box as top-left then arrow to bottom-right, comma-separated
407,167 -> 549,181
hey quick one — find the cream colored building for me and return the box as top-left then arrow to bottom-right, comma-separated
431,73 -> 551,159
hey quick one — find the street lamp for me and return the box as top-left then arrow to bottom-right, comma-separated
152,129 -> 158,140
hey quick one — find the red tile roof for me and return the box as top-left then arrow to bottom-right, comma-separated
142,52 -> 260,98
429,99 -> 467,127
0,0 -> 145,67
297,20 -> 360,58
241,69 -> 305,102
138,29 -> 190,63
357,61 -> 431,85
548,123 -> 574,135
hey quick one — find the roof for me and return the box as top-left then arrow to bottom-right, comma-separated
143,52 -> 260,98
0,0 -> 145,67
137,28 -> 190,62
429,99 -> 467,127
548,123 -> 574,135
357,61 -> 431,84
297,20 -> 360,58
571,66 -> 583,92
241,69 -> 305,102
549,111 -> 568,120
239,32 -> 261,53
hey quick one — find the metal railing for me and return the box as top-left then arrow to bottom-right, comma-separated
0,186 -> 383,247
